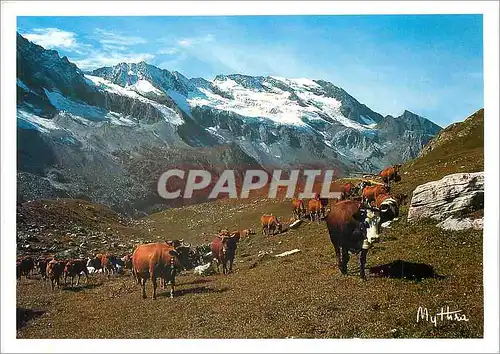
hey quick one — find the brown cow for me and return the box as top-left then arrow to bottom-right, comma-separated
308,199 -> 323,222
64,259 -> 89,287
211,232 -> 240,274
46,259 -> 65,290
292,198 -> 306,219
379,164 -> 402,187
132,242 -> 191,299
260,215 -> 282,235
362,184 -> 388,205
325,200 -> 381,280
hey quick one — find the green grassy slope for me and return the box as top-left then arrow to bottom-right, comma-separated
16,109 -> 485,339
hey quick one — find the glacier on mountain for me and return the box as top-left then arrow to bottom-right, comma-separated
16,32 -> 443,215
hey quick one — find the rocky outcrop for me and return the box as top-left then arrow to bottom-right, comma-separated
407,172 -> 484,223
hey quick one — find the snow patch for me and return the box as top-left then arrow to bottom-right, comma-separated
44,89 -> 107,122
130,80 -> 163,95
85,75 -> 184,126
17,110 -> 60,133
205,127 -> 226,142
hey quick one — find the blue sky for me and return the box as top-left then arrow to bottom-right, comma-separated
17,15 -> 483,127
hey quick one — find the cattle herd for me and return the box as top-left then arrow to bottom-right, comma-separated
17,165 -> 408,299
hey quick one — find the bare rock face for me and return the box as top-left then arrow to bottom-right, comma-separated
407,172 -> 484,223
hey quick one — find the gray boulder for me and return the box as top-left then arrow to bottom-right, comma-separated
408,172 -> 484,223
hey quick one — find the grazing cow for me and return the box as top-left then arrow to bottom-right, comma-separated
260,215 -> 282,235
46,259 -> 65,290
36,258 -> 49,281
361,184 -> 388,205
325,200 -> 381,280
64,259 -> 89,286
132,242 -> 191,299
104,254 -> 118,276
375,193 -> 399,225
379,164 -> 402,187
88,253 -> 116,277
292,198 -> 306,219
211,232 -> 240,274
87,255 -> 102,273
308,199 -> 323,222
17,257 -> 35,279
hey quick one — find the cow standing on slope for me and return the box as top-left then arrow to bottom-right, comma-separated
292,198 -> 306,219
308,194 -> 323,222
17,257 -> 35,279
379,164 -> 402,187
46,259 -> 65,290
64,259 -> 89,287
132,242 -> 191,299
211,230 -> 240,274
36,258 -> 49,281
361,184 -> 388,206
325,200 -> 381,280
87,253 -> 117,277
260,215 -> 282,235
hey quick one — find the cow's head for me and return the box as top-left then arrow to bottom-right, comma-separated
169,242 -> 192,270
359,207 -> 381,244
393,164 -> 402,173
166,239 -> 184,248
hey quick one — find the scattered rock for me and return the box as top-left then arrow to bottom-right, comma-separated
381,221 -> 392,228
436,216 -> 483,231
275,249 -> 301,257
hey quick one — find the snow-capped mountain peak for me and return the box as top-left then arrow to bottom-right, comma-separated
16,33 -> 442,215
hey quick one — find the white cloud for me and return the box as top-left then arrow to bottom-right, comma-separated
23,28 -> 78,50
95,29 -> 147,47
73,52 -> 155,70
178,34 -> 214,47
158,47 -> 180,55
